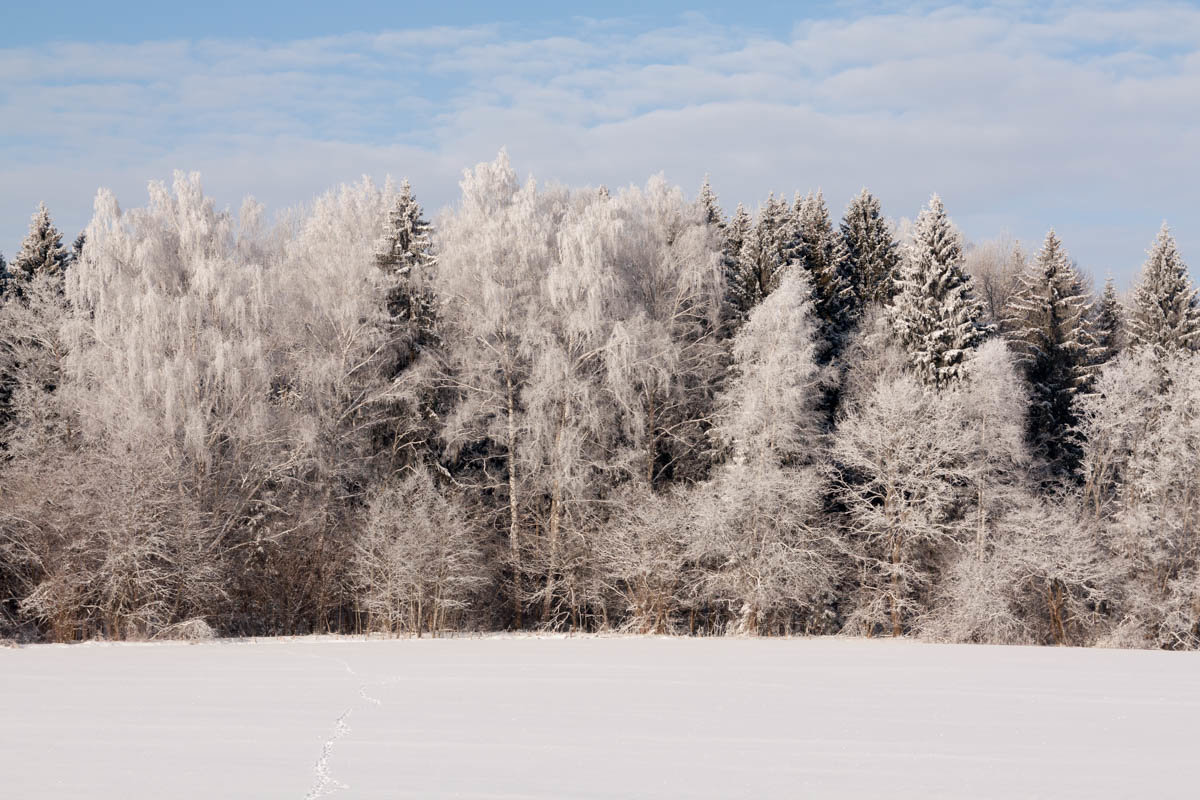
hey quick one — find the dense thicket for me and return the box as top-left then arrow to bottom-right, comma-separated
2,157 -> 1198,649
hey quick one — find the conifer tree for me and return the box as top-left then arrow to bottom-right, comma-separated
376,178 -> 437,359
791,190 -> 857,359
10,203 -> 67,285
761,192 -> 793,265
0,252 -> 8,300
1092,278 -> 1125,366
888,194 -> 988,388
724,203 -> 751,263
372,179 -> 442,474
696,176 -> 724,230
1127,224 -> 1200,357
720,202 -> 753,328
726,196 -> 790,323
1004,230 -> 1097,474
840,188 -> 900,307
67,232 -> 86,269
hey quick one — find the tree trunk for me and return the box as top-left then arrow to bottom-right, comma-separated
890,534 -> 903,637
506,371 -> 522,628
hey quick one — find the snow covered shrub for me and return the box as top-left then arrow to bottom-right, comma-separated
597,487 -> 691,633
920,493 -> 1116,646
5,447 -> 220,641
153,618 -> 217,641
352,469 -> 486,636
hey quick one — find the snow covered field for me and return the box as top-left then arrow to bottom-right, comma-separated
2,637 -> 1197,799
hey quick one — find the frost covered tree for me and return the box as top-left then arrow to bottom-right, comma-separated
1004,230 -> 1097,475
921,491 -> 1115,646
966,236 -> 1026,329
692,274 -> 835,634
352,468 -> 485,636
792,190 -> 856,359
436,153 -> 569,625
834,372 -> 969,635
696,176 -> 724,229
0,271 -> 70,453
438,156 -> 722,627
10,203 -> 68,285
1127,224 -> 1199,357
373,178 -> 442,472
833,340 -> 1025,637
598,177 -> 725,489
723,203 -> 751,263
721,203 -> 753,324
377,178 -> 436,339
888,194 -> 988,388
69,232 -> 86,266
597,486 -> 692,633
1077,351 -> 1200,648
839,188 -> 899,307
0,253 -> 9,299
726,195 -> 790,324
2,447 -> 221,641
57,172 -> 401,635
1092,277 -> 1126,366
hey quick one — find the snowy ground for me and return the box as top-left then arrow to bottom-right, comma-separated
2,636 -> 1197,799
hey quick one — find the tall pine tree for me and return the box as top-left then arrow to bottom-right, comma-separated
724,203 -> 751,262
840,188 -> 899,307
696,176 -> 724,230
888,194 -> 988,388
1004,230 -> 1097,474
726,195 -> 790,324
791,190 -> 857,360
11,203 -> 67,285
1092,277 -> 1125,366
376,178 -> 437,355
373,179 -> 441,471
1128,223 -> 1200,357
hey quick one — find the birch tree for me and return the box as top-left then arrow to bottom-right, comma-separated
691,273 -> 835,634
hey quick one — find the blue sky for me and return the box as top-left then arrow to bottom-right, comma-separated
3,1 -> 1199,287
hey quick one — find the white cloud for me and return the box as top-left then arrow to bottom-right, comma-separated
1,3 -> 1198,285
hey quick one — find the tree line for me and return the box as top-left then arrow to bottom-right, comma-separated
1,153 -> 1198,647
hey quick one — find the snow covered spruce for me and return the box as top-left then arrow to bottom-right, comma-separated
1,153 -> 1199,648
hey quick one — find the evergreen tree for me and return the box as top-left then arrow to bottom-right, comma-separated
66,232 -> 86,270
1092,278 -> 1125,366
696,176 -> 724,230
721,203 -> 752,327
725,195 -> 790,324
376,178 -> 437,359
373,179 -> 440,472
761,192 -> 793,265
724,203 -> 751,262
1004,230 -> 1097,474
888,194 -> 988,388
10,203 -> 67,285
1128,223 -> 1200,357
840,188 -> 900,307
791,190 -> 857,359
0,252 -> 9,300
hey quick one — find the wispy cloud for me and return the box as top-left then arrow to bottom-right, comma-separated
2,3 -> 1198,284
